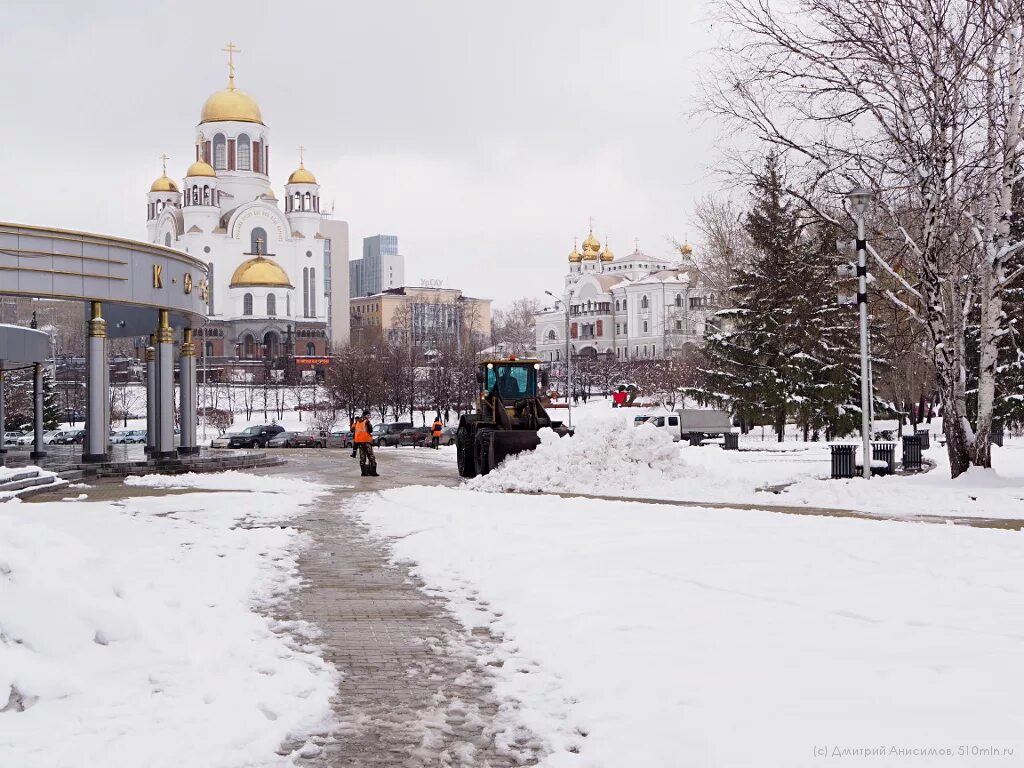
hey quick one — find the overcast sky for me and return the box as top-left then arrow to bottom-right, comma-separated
0,1 -> 718,306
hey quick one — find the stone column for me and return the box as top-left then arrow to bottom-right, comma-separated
145,335 -> 157,456
83,301 -> 110,462
30,362 -> 46,461
156,310 -> 176,460
0,364 -> 6,467
178,328 -> 198,455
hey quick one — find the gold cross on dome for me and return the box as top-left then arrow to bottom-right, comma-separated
222,42 -> 241,88
588,215 -> 595,232
634,237 -> 640,252
160,153 -> 169,175
297,145 -> 306,167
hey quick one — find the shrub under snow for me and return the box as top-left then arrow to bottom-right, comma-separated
467,420 -> 693,495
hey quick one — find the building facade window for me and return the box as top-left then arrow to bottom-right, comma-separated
237,134 -> 251,170
302,268 -> 309,317
164,233 -> 171,247
306,342 -> 316,356
641,295 -> 649,309
213,134 -> 227,170
251,227 -> 267,255
643,320 -> 648,333
243,293 -> 253,315
205,341 -> 214,357
267,294 -> 276,316
309,268 -> 316,316
675,294 -> 682,307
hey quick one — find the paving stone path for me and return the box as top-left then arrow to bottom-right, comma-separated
267,450 -> 542,767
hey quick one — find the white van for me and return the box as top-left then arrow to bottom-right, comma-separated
634,409 -> 735,442
633,412 -> 682,440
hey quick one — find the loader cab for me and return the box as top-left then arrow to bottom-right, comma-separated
478,360 -> 544,401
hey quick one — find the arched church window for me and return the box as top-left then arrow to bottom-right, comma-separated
237,134 -> 251,171
243,293 -> 253,316
213,134 -> 227,170
302,268 -> 309,317
251,227 -> 267,255
164,232 -> 171,247
306,342 -> 316,356
202,186 -> 210,206
207,262 -> 215,315
267,293 -> 276,316
243,334 -> 255,358
309,268 -> 317,316
303,192 -> 311,211
641,295 -> 649,309
192,186 -> 199,205
547,329 -> 556,341
156,200 -> 164,214
615,300 -> 620,311
675,294 -> 682,307
205,341 -> 214,357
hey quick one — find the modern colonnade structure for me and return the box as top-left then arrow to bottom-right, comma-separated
0,222 -> 208,465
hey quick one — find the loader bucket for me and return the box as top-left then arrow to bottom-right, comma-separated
488,430 -> 542,469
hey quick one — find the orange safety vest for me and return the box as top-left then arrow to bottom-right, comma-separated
431,420 -> 442,438
353,418 -> 372,443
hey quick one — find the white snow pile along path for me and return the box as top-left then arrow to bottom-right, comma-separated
468,420 -> 692,494
0,473 -> 336,768
357,487 -> 1024,768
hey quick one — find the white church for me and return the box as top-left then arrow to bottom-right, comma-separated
145,45 -> 349,367
534,227 -> 718,362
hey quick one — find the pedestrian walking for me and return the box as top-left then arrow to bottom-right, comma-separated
431,414 -> 443,449
349,416 -> 357,458
353,409 -> 378,476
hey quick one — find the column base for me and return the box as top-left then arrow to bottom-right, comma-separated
144,445 -> 156,455
155,451 -> 179,461
81,452 -> 110,463
177,445 -> 201,456
29,451 -> 47,460
0,448 -> 7,456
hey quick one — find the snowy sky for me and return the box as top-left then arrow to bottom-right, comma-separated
0,1 -> 718,305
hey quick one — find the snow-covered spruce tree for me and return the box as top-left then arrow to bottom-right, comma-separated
42,369 -> 61,430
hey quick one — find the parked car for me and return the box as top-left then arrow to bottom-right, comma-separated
210,424 -> 285,449
16,430 -> 58,446
440,425 -> 457,446
111,429 -> 147,444
3,431 -> 22,446
374,422 -> 413,447
267,431 -> 325,448
326,429 -> 354,449
398,426 -> 432,447
51,428 -> 86,445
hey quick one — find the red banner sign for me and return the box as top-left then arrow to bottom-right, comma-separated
293,356 -> 331,366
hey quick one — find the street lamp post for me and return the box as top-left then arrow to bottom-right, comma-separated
545,289 -> 573,429
848,186 -> 874,480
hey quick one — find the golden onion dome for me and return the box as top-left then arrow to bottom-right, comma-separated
600,242 -> 615,262
200,86 -> 264,125
150,174 -> 179,193
568,239 -> 583,263
185,160 -> 217,178
581,230 -> 601,259
287,164 -> 317,184
680,241 -> 694,256
229,256 -> 293,288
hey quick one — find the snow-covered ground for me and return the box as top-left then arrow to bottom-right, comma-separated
356,486 -> 1024,768
0,473 -> 336,767
474,401 -> 1024,520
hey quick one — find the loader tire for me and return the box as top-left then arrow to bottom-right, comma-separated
457,426 -> 477,478
475,429 -> 495,476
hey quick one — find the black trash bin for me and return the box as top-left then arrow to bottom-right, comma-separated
992,424 -> 1004,447
688,432 -> 703,447
722,432 -> 739,451
830,444 -> 857,479
915,429 -> 930,450
871,442 -> 896,476
901,435 -> 923,472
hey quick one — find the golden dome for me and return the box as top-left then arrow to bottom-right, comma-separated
680,242 -> 694,256
200,86 -> 264,125
150,174 -> 179,193
229,256 -> 292,288
581,230 -> 600,260
185,160 -> 217,178
287,165 -> 317,184
568,238 -> 583,263
600,241 -> 615,262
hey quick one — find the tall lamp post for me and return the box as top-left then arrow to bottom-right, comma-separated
545,289 -> 573,429
848,186 -> 874,479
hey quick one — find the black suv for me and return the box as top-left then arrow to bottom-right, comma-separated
213,424 -> 285,449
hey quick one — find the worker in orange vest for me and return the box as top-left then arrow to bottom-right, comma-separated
431,414 -> 443,449
352,409 -> 378,476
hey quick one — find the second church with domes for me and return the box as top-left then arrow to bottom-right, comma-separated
145,45 -> 349,369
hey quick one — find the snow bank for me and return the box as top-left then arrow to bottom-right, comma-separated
468,420 -> 694,495
124,469 -> 327,494
0,482 -> 336,767
357,486 -> 1024,767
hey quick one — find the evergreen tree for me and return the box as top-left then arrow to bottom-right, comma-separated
42,369 -> 61,429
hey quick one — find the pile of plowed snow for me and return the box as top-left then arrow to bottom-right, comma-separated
467,420 -> 693,494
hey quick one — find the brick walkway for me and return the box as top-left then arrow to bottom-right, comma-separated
267,450 -> 541,767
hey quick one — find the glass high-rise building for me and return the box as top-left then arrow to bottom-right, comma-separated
350,234 -> 404,297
